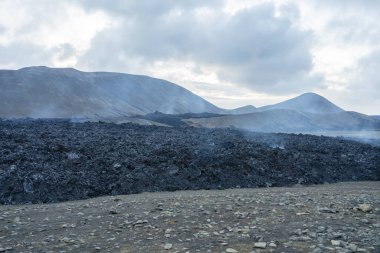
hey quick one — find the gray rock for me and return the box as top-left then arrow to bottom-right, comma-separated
269,242 -> 277,247
357,204 -> 373,213
347,243 -> 357,252
164,243 -> 172,250
109,209 -> 119,215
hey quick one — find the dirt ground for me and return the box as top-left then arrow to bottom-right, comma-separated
0,181 -> 379,253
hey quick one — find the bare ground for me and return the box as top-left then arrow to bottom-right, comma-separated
0,182 -> 379,253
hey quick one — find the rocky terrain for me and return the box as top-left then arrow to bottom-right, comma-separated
0,182 -> 379,252
0,119 -> 379,205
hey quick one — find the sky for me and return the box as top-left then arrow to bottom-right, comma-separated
0,0 -> 379,114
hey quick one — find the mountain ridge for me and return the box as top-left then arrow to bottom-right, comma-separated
184,109 -> 380,132
1,66 -> 378,133
0,66 -> 224,118
257,92 -> 344,114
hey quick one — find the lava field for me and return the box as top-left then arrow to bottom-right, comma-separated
0,119 -> 379,204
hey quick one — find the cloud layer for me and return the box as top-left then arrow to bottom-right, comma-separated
77,1 -> 321,94
0,0 -> 379,114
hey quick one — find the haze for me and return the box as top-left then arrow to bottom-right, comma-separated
0,0 -> 379,114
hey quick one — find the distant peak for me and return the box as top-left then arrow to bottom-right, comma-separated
298,92 -> 323,98
18,66 -> 79,72
234,105 -> 256,109
19,66 -> 49,70
257,92 -> 344,114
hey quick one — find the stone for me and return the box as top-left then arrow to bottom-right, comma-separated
290,236 -> 312,241
319,207 -> 337,213
347,243 -> 357,252
357,204 -> 373,213
164,243 -> 172,250
254,242 -> 267,249
296,212 -> 309,215
331,240 -> 341,246
226,248 -> 238,253
269,242 -> 277,247
293,228 -> 302,236
316,226 -> 326,233
113,163 -> 121,168
134,220 -> 148,225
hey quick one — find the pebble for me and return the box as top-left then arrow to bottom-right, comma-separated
347,243 -> 358,251
269,242 -> 277,247
357,204 -> 373,213
164,243 -> 172,250
226,248 -> 238,253
254,242 -> 267,249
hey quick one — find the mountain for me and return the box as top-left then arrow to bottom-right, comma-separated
185,109 -> 314,132
2,66 -> 377,133
184,110 -> 380,132
257,92 -> 344,114
0,66 -> 223,118
225,105 -> 256,115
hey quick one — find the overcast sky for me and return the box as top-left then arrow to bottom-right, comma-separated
0,0 -> 379,114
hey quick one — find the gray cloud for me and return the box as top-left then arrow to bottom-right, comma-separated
0,25 -> 6,35
350,50 -> 380,99
56,43 -> 76,61
314,0 -> 379,45
1,0 -> 378,113
77,0 -> 220,16
320,0 -> 380,10
330,50 -> 380,115
77,1 -> 321,94
0,42 -> 54,68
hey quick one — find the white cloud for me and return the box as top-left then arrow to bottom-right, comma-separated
0,0 -> 379,114
76,1 -> 321,95
0,0 -> 112,68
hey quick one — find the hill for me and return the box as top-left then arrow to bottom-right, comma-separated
257,92 -> 344,114
225,105 -> 257,114
0,66 -> 223,118
184,109 -> 380,132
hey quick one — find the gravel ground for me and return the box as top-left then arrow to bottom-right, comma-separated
0,119 -> 379,204
0,182 -> 379,253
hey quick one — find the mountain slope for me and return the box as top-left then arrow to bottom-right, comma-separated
225,105 -> 257,114
184,109 -> 380,132
257,92 -> 344,114
0,66 -> 223,118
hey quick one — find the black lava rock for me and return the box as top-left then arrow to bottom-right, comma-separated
0,119 -> 379,204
